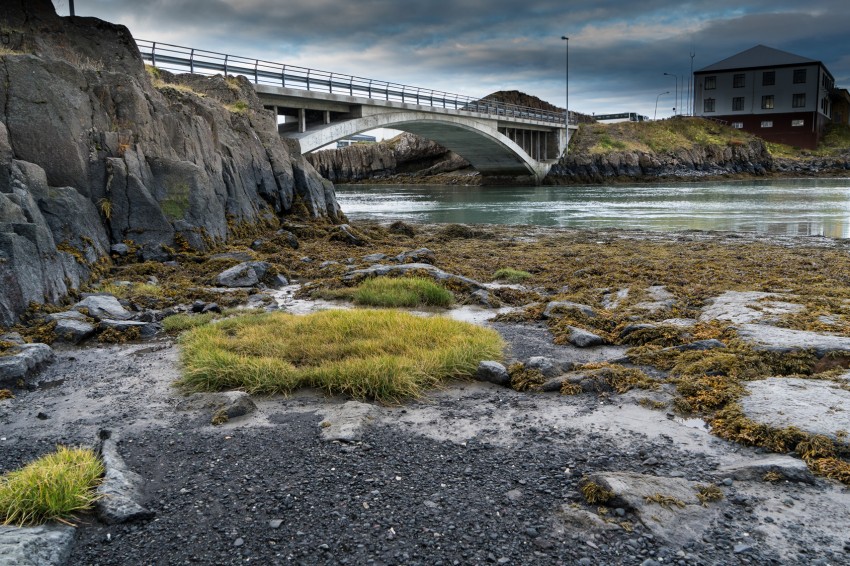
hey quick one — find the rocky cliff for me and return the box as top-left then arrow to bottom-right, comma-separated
305,132 -> 474,184
544,118 -> 776,184
0,1 -> 341,326
545,139 -> 775,184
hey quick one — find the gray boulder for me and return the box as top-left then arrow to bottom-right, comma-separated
716,455 -> 815,484
215,261 -> 271,287
566,326 -> 606,348
395,248 -> 435,264
99,319 -> 160,339
0,523 -> 76,566
0,343 -> 55,387
736,324 -> 850,357
475,361 -> 510,386
96,436 -> 155,524
73,295 -> 133,321
53,318 -> 97,344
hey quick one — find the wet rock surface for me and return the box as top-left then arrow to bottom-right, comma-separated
741,378 -> 850,441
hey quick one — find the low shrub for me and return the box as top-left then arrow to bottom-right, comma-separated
177,309 -> 504,403
353,277 -> 453,308
0,446 -> 103,526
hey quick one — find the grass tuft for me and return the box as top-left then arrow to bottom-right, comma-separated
177,309 -> 504,403
163,313 -> 217,333
352,277 -> 453,308
0,446 -> 103,526
493,268 -> 532,284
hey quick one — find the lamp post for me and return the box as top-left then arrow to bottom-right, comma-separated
663,72 -> 679,115
654,91 -> 669,120
561,36 -> 569,126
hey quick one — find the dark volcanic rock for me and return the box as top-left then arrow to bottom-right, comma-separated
0,0 -> 341,325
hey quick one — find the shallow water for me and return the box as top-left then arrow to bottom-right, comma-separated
335,178 -> 850,238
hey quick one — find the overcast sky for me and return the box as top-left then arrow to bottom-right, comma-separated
53,0 -> 850,119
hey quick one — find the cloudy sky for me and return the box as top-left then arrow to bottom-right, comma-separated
53,0 -> 850,119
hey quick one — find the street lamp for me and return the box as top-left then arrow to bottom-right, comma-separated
561,36 -> 569,126
654,91 -> 669,120
663,72 -> 679,115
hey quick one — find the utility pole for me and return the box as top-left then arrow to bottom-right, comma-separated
69,0 -> 75,17
561,36 -> 569,126
689,48 -> 695,115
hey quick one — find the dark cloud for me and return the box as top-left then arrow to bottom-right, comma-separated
53,0 -> 850,117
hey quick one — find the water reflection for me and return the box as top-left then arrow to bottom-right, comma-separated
335,178 -> 850,238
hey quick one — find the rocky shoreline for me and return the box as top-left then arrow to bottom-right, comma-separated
2,223 -> 850,565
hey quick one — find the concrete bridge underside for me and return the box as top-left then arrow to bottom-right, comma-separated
297,112 -> 551,180
255,85 -> 570,184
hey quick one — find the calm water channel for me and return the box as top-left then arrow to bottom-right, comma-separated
335,178 -> 850,238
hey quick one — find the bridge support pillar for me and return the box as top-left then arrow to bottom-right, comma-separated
323,111 -> 331,125
298,108 -> 306,133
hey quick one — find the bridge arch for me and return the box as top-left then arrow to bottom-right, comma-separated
293,112 -> 552,181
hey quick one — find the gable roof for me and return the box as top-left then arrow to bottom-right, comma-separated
696,45 -> 819,73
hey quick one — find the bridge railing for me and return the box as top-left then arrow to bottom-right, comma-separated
135,39 -> 574,125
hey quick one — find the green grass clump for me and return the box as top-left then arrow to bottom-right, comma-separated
493,268 -> 533,284
177,309 -> 504,403
0,446 -> 103,526
352,277 -> 453,308
163,312 -> 217,332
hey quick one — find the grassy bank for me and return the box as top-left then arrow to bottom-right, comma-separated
177,309 -> 504,403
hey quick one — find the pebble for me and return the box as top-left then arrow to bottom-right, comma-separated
269,519 -> 283,529
233,537 -> 244,547
722,477 -> 734,486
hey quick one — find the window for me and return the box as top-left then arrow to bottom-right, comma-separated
704,98 -> 715,112
732,97 -> 745,111
732,122 -> 744,129
793,69 -> 807,84
704,76 -> 716,90
761,120 -> 773,128
792,93 -> 806,108
733,74 -> 745,88
792,119 -> 805,127
763,71 -> 775,86
761,95 -> 775,110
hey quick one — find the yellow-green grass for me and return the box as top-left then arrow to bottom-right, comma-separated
162,312 -> 218,333
0,447 -> 103,526
352,277 -> 453,308
493,268 -> 533,284
177,309 -> 504,403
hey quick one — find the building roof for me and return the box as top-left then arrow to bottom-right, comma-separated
695,45 -> 819,73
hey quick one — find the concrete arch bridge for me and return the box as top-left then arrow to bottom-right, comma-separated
137,40 -> 576,184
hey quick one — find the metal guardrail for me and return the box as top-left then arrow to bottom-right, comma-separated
135,39 -> 574,126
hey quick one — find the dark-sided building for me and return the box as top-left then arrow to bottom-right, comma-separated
693,45 -> 835,149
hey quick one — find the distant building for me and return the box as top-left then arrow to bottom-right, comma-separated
693,45 -> 835,149
594,112 -> 648,124
336,134 -> 377,148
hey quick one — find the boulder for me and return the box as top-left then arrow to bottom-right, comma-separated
475,361 -> 510,387
0,523 -> 76,566
72,295 -> 132,321
700,291 -> 803,324
99,319 -> 160,339
215,261 -> 271,288
96,435 -> 155,524
0,343 -> 55,387
395,248 -> 435,264
524,356 -> 565,378
566,326 -> 606,348
53,318 -> 97,344
318,401 -> 380,443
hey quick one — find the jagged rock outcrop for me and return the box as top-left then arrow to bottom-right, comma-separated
306,132 -> 472,183
0,1 -> 341,326
546,139 -> 774,184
